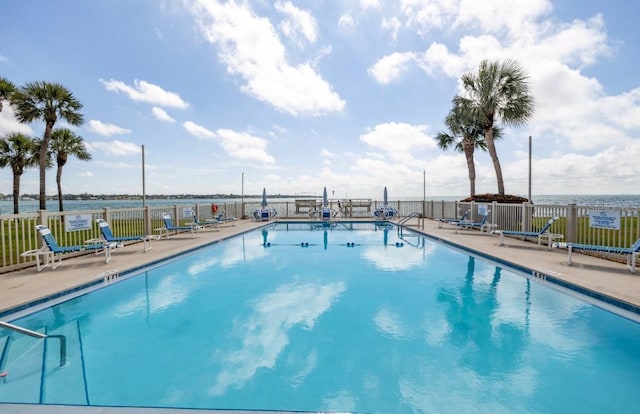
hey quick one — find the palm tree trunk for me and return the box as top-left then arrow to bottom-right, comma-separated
462,138 -> 476,196
56,165 -> 64,211
12,174 -> 20,214
485,127 -> 505,195
39,121 -> 54,210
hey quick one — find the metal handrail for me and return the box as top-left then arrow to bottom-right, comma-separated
0,321 -> 66,367
398,212 -> 423,237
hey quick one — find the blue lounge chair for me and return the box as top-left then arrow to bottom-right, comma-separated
21,224 -> 116,271
253,208 -> 277,221
436,210 -> 470,227
213,212 -> 237,226
492,217 -> 561,248
554,238 -> 640,273
96,218 -> 155,251
454,213 -> 489,233
373,206 -> 398,219
191,213 -> 220,230
161,213 -> 199,238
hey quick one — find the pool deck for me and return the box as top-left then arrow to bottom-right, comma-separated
1,217 -> 639,318
2,217 -> 640,413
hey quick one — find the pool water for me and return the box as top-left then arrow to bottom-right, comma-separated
1,222 -> 639,413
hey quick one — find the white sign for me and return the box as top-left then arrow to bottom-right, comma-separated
589,210 -> 620,230
64,214 -> 92,232
478,204 -> 489,216
182,207 -> 194,218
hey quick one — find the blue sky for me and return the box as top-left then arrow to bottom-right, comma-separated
1,0 -> 639,199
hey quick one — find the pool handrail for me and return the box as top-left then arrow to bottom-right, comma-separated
0,320 -> 66,366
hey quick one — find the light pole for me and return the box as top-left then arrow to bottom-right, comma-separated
528,136 -> 532,203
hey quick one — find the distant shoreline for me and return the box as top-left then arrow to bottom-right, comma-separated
2,194 -> 640,214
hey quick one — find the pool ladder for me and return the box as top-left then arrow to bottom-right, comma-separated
0,320 -> 66,367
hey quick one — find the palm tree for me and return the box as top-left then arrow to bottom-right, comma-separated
458,59 -> 535,195
0,77 -> 16,112
10,81 -> 84,210
0,132 -> 39,214
436,98 -> 502,196
50,128 -> 92,211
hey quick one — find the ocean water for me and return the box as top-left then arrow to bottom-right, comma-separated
1,194 -> 639,214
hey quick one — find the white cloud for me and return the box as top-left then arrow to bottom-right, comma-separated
87,120 -> 131,136
361,0 -> 381,10
368,52 -> 416,84
0,104 -> 32,136
382,16 -> 401,41
78,171 -> 94,178
183,121 -> 276,164
338,14 -> 355,31
100,78 -> 189,109
151,107 -> 176,123
88,140 -> 141,156
186,0 -> 344,116
183,120 -> 216,139
360,122 -> 436,161
275,1 -> 317,46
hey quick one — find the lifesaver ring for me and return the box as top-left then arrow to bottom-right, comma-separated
212,203 -> 219,214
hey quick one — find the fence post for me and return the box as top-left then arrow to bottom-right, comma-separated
522,202 -> 531,232
491,201 -> 497,225
144,206 -> 151,236
37,209 -> 47,226
566,203 -> 578,243
104,207 -> 111,223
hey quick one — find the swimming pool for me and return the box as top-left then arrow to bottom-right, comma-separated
1,221 -> 639,413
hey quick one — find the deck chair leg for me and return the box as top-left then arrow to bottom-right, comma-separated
51,253 -> 62,270
104,246 -> 112,264
567,246 -> 573,265
628,253 -> 637,274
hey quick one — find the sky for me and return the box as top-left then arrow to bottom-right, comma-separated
1,0 -> 639,199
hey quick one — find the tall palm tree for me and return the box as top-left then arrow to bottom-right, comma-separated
458,59 -> 535,195
0,132 -> 39,214
50,128 -> 92,211
0,77 -> 16,112
436,97 -> 502,196
10,81 -> 84,210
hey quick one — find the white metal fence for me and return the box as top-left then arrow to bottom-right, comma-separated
2,200 -> 639,273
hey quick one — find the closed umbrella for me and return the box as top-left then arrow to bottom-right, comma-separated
323,187 -> 328,208
261,188 -> 267,208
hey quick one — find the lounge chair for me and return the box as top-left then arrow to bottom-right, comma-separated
436,210 -> 470,227
492,217 -> 561,248
21,224 -> 117,271
553,238 -> 640,273
160,213 -> 199,238
454,213 -> 490,233
321,207 -> 338,221
373,206 -> 398,219
96,218 -> 156,251
253,208 -> 277,221
213,212 -> 237,226
191,213 -> 220,230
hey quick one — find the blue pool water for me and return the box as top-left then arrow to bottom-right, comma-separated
1,222 -> 639,413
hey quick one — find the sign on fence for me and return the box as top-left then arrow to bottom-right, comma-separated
589,210 -> 621,230
182,207 -> 194,218
64,214 -> 92,232
478,204 -> 489,216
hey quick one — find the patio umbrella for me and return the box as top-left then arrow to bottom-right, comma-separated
261,188 -> 267,208
383,186 -> 388,206
323,187 -> 328,208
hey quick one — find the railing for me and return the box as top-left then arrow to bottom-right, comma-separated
2,200 -> 640,273
0,321 -> 66,367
